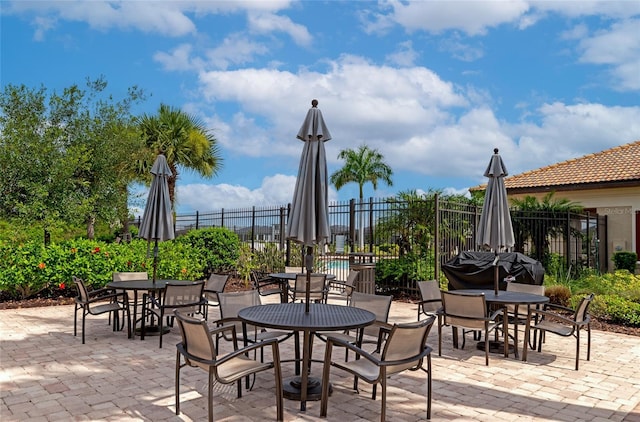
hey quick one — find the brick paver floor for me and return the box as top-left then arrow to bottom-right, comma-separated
1,292 -> 639,421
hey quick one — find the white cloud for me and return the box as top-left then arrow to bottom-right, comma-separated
575,19 -> 640,91
154,43 -> 203,72
247,12 -> 312,47
205,34 -> 270,70
385,40 -> 418,66
367,0 -> 531,36
7,0 -> 297,39
175,174 -> 339,213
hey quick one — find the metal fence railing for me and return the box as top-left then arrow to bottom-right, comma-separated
130,195 -> 607,294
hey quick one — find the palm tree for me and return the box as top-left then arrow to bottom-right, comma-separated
330,145 -> 393,249
511,191 -> 584,267
137,104 -> 222,208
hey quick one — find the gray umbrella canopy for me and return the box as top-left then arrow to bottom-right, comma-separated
139,154 -> 174,281
286,99 -> 332,248
476,148 -> 515,293
286,100 -> 332,312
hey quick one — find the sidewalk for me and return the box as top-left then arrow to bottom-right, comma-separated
1,293 -> 639,421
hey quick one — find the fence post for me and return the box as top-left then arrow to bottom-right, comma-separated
195,211 -> 199,230
565,211 -> 571,274
221,208 -> 224,228
251,206 -> 256,252
368,197 -> 374,253
435,193 -> 440,283
279,207 -> 286,252
349,199 -> 356,252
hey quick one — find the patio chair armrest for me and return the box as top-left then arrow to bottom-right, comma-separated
87,290 -> 125,304
542,302 -> 574,313
326,336 -> 381,365
489,306 -> 506,321
528,308 -> 575,324
375,322 -> 393,350
379,345 -> 433,367
216,337 -> 280,366
87,287 -> 117,299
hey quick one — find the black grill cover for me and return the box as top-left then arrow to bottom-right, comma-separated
442,251 -> 545,291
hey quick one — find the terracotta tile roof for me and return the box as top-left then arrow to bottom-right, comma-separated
471,140 -> 640,192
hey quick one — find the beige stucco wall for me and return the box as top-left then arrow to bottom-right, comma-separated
508,186 -> 639,272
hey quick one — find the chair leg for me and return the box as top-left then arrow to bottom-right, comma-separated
209,372 -> 214,422
586,325 -> 591,362
575,329 -> 580,371
74,305 -> 79,337
380,379 -> 387,422
175,352 -> 181,416
82,310 -> 87,344
426,354 -> 432,420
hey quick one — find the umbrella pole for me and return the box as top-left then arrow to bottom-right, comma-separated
493,252 -> 499,295
304,246 -> 313,313
152,240 -> 159,284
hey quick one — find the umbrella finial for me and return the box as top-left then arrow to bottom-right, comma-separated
494,148 -> 499,154
311,99 -> 318,108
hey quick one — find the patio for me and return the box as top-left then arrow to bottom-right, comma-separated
1,293 -> 639,421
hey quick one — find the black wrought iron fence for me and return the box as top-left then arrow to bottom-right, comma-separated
131,195 -> 607,293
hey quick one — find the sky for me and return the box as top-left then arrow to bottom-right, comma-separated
2,1 -> 640,216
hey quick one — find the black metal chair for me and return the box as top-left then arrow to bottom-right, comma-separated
320,316 -> 436,421
141,281 -> 206,348
438,290 -> 506,366
202,273 -> 230,319
523,293 -> 594,370
417,280 -> 442,321
73,276 -> 130,344
174,311 -> 284,422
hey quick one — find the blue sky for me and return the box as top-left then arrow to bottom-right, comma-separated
2,1 -> 639,215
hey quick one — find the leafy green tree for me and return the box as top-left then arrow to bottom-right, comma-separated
330,145 -> 393,249
511,191 -> 584,265
136,104 -> 222,208
0,79 -> 144,243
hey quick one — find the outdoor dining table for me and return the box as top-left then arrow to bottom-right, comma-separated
106,279 -> 195,338
268,273 -> 336,303
453,289 -> 549,358
238,302 -> 375,411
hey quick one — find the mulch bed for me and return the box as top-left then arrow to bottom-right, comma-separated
2,278 -> 638,337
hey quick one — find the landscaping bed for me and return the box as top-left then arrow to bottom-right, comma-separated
1,278 -> 638,337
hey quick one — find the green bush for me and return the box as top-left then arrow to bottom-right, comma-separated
375,252 -> 434,287
253,243 -> 285,273
591,294 -> 640,327
176,227 -> 240,277
613,251 -> 638,273
0,238 -> 208,300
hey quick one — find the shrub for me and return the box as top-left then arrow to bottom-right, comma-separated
591,294 -> 640,327
253,243 -> 285,273
544,284 -> 572,307
0,238 -> 207,300
177,227 -> 240,277
612,251 -> 638,273
375,252 -> 434,288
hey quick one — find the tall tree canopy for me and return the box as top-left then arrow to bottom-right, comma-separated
330,144 -> 393,249
137,104 -> 222,209
0,78 -> 145,243
330,144 -> 393,201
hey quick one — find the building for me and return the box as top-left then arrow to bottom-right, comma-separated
499,140 -> 640,272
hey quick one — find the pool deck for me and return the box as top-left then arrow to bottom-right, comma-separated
1,292 -> 639,421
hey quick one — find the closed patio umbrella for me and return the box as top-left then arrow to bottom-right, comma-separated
476,148 -> 515,294
138,153 -> 174,283
286,99 -> 332,313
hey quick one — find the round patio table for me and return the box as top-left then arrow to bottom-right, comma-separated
453,289 -> 549,358
106,279 -> 195,337
238,302 -> 375,411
